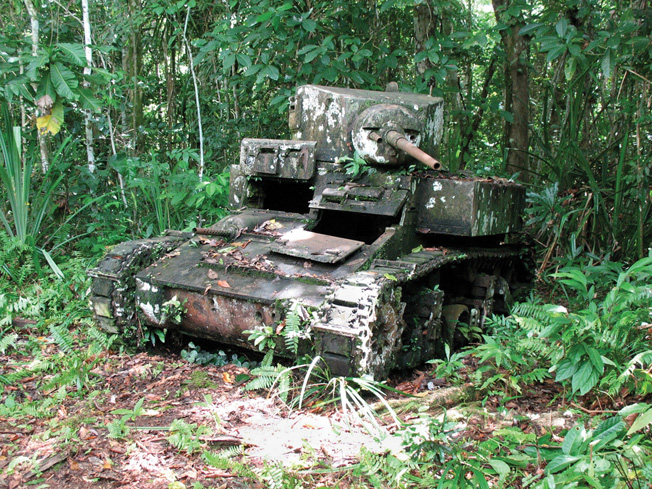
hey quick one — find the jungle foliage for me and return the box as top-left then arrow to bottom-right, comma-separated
1,0 -> 652,486
0,0 -> 650,271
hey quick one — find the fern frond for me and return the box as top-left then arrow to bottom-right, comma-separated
203,447 -> 254,478
277,370 -> 291,403
1,360 -> 49,386
244,365 -> 283,391
512,302 -> 558,322
0,332 -> 18,353
49,323 -> 75,354
283,309 -> 301,356
619,350 -> 652,381
517,367 -> 551,385
86,326 -> 116,353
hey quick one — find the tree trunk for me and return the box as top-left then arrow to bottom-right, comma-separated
183,5 -> 204,181
492,0 -> 530,181
459,54 -> 497,169
126,0 -> 143,153
23,0 -> 49,173
164,30 -> 176,152
413,1 -> 436,91
81,0 -> 95,173
414,1 -> 465,170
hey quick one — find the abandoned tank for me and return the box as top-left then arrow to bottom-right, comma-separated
89,84 -> 529,379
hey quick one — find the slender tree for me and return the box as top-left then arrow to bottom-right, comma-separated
81,0 -> 95,173
23,0 -> 50,173
183,4 -> 204,181
492,0 -> 530,181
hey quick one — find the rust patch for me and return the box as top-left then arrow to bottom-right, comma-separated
170,289 -> 281,347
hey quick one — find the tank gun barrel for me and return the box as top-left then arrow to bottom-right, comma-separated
383,129 -> 442,171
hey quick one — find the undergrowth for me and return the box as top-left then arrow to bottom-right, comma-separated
471,255 -> 652,399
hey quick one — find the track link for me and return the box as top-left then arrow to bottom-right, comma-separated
88,236 -> 185,336
313,246 -> 527,378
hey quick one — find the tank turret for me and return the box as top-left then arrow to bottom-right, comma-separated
90,84 -> 530,379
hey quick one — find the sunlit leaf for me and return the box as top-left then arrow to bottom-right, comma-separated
627,407 -> 652,436
77,88 -> 102,112
50,62 -> 78,100
36,100 -> 64,136
56,43 -> 86,66
555,19 -> 569,38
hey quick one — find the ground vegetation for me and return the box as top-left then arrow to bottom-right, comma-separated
1,0 -> 652,487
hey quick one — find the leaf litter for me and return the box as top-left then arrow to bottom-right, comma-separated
0,349 -> 387,489
0,334 -> 584,489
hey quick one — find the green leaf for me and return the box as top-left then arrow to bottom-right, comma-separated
564,56 -> 576,80
302,18 -> 317,33
235,53 -> 251,68
257,65 -> 279,82
488,459 -> 510,478
298,44 -> 319,55
26,50 -> 51,78
41,248 -> 64,279
546,44 -> 567,63
601,50 -> 613,80
555,19 -> 569,38
36,75 -> 57,101
77,88 -> 102,112
545,454 -> 582,474
568,43 -> 581,57
256,10 -> 274,23
586,347 -> 604,374
553,269 -> 587,293
518,23 -> 544,36
627,407 -> 652,436
50,62 -> 79,100
555,360 -> 578,382
572,361 -> 598,395
56,43 -> 87,66
303,47 -> 323,63
561,425 -> 583,455
222,52 -> 236,71
591,416 -> 624,451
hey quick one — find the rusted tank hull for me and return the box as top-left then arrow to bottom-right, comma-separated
89,84 -> 531,379
143,286 -> 282,348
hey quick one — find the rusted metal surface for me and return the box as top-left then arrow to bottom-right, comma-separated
415,177 -> 525,236
240,139 -> 316,180
384,129 -> 442,171
289,85 -> 444,163
311,183 -> 408,216
351,104 -> 423,166
270,229 -> 364,264
169,289 -> 281,346
194,227 -> 230,237
90,83 -> 531,380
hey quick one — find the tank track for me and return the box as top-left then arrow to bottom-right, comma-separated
313,246 -> 527,378
88,235 -> 186,337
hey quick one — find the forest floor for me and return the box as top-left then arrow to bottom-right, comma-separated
0,336 -> 592,489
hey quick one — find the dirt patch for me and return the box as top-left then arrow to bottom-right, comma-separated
0,351 -> 388,489
0,344 -> 596,489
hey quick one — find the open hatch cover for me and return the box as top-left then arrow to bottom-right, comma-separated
270,229 -> 364,264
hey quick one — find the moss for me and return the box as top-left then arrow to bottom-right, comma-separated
184,370 -> 218,390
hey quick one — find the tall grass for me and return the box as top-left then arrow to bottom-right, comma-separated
0,105 -> 65,278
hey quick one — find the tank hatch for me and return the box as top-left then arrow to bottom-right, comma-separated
310,183 -> 408,216
270,229 -> 364,264
239,138 -> 316,180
